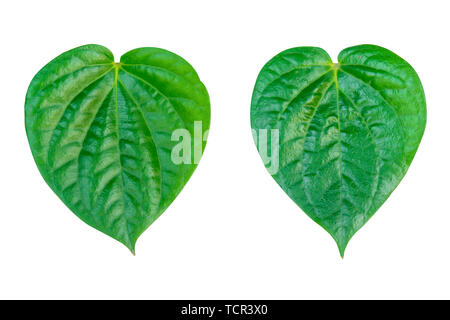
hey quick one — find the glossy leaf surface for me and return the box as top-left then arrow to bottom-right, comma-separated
251,45 -> 426,256
25,45 -> 210,252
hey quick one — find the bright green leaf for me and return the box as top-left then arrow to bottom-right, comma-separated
251,45 -> 426,256
25,44 -> 210,253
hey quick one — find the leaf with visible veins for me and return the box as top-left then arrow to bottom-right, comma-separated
251,45 -> 426,256
25,44 -> 210,253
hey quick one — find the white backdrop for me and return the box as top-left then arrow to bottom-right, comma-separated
1,0 -> 449,299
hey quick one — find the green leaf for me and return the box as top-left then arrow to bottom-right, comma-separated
25,44 -> 210,253
251,45 -> 426,257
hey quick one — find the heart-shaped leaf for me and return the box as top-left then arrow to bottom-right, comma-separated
25,44 -> 210,253
251,45 -> 426,256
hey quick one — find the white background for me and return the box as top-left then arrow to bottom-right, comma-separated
0,0 -> 449,299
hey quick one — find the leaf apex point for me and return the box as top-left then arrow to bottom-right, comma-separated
336,240 -> 348,258
127,245 -> 136,256
122,238 -> 137,255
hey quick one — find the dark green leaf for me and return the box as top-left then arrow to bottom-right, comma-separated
251,45 -> 426,256
25,44 -> 210,253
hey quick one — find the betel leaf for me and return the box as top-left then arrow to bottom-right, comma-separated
251,45 -> 426,256
25,44 -> 210,253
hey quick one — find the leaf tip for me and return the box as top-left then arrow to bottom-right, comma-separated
121,238 -> 137,256
338,245 -> 346,259
127,243 -> 136,256
335,236 -> 349,259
